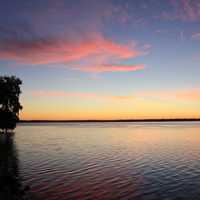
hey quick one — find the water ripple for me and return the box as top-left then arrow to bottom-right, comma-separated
15,122 -> 200,200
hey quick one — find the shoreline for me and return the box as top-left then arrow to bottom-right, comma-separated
19,119 -> 200,123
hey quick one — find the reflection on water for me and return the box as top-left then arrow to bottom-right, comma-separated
0,133 -> 21,199
13,122 -> 200,199
0,133 -> 30,200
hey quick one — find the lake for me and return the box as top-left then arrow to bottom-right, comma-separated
2,122 -> 200,199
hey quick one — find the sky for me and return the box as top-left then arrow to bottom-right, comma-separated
0,0 -> 200,120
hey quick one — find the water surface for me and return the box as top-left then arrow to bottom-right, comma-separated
11,122 -> 200,199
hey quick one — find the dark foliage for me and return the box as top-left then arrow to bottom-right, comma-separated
0,76 -> 22,132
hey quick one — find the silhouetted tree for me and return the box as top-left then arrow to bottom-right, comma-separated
0,76 -> 22,133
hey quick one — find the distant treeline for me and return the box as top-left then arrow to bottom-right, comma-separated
19,119 -> 200,123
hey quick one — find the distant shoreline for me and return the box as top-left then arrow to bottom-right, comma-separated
19,119 -> 200,123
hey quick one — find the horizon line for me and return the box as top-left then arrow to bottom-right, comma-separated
19,118 -> 200,123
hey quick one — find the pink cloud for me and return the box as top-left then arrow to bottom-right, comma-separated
0,0 -> 149,74
0,33 -> 146,73
138,88 -> 200,101
0,35 -> 140,64
31,90 -> 134,101
163,0 -> 200,21
74,64 -> 145,73
0,39 -> 94,64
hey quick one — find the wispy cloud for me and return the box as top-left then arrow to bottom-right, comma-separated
31,90 -> 134,101
0,1 -> 149,73
0,34 -> 140,63
138,88 -> 200,101
74,64 -> 145,73
31,88 -> 200,102
0,29 -> 145,73
162,0 -> 200,22
192,32 -> 200,40
0,0 -> 155,74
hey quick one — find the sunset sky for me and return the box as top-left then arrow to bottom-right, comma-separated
0,0 -> 200,120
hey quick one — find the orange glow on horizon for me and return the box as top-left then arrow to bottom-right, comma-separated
19,97 -> 200,120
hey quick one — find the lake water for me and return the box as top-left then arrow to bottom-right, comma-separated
3,122 -> 200,199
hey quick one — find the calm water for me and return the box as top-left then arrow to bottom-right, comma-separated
3,122 -> 200,199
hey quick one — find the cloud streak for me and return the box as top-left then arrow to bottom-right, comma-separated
31,88 -> 200,102
0,35 -> 139,63
31,90 -> 134,101
0,31 -> 145,73
138,88 -> 200,101
0,1 -> 149,73
74,64 -> 145,73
